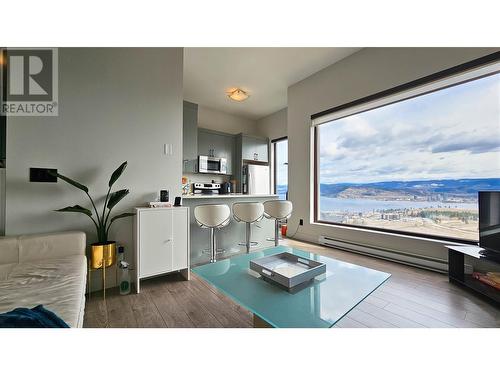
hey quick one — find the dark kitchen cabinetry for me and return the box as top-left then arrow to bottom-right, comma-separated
198,128 -> 235,175
183,101 -> 198,173
234,133 -> 270,192
239,134 -> 269,163
183,101 -> 198,160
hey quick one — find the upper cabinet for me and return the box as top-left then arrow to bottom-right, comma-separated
240,134 -> 269,163
198,128 -> 235,174
181,101 -> 266,178
183,101 -> 198,162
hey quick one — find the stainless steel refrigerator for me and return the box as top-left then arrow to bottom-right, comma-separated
244,164 -> 270,195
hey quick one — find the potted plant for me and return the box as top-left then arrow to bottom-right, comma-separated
51,161 -> 135,269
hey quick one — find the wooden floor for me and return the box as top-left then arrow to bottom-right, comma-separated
84,239 -> 500,328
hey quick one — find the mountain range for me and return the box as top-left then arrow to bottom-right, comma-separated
319,178 -> 500,199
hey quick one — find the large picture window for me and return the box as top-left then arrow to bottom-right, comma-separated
313,58 -> 500,242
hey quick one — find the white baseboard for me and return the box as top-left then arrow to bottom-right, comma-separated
317,235 -> 448,273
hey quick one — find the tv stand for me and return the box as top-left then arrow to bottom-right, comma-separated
446,245 -> 500,306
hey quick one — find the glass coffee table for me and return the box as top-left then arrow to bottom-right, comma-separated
192,246 -> 391,328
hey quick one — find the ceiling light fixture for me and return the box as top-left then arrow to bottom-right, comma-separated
226,88 -> 249,102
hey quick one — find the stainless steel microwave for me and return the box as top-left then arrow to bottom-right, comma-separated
198,155 -> 227,174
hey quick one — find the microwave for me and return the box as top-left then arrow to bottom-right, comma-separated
198,155 -> 227,174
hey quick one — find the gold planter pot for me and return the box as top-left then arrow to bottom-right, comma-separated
90,242 -> 116,270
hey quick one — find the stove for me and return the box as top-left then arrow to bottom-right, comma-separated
193,182 -> 221,195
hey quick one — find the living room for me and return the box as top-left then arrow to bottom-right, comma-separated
1,2 -> 499,375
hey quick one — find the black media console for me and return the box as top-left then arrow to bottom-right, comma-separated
446,245 -> 500,306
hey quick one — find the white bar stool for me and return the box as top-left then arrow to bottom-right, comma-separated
233,202 -> 265,253
194,204 -> 231,263
264,200 -> 293,247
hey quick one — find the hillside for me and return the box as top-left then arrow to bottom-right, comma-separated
320,178 -> 500,201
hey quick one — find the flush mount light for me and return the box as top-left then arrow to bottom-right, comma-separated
226,88 -> 249,102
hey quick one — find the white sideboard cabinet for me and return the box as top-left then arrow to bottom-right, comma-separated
134,207 -> 190,293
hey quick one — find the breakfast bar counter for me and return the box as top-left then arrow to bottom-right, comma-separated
183,193 -> 278,199
182,194 -> 279,265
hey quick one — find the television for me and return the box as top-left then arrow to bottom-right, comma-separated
479,191 -> 500,252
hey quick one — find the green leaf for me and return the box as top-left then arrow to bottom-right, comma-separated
109,161 -> 128,188
55,205 -> 92,217
106,189 -> 129,210
109,212 -> 135,225
52,172 -> 89,193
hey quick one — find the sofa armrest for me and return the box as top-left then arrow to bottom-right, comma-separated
18,231 -> 86,263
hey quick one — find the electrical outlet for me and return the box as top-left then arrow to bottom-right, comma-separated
299,219 -> 304,226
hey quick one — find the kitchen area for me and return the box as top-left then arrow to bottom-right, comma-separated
181,101 -> 279,265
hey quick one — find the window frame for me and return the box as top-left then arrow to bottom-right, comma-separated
312,51 -> 500,245
272,136 -> 288,199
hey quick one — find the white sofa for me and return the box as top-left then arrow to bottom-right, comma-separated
0,231 -> 87,328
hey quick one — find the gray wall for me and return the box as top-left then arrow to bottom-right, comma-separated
198,104 -> 258,135
0,169 -> 4,236
0,117 -> 5,162
287,47 -> 499,262
6,48 -> 184,279
256,107 -> 287,140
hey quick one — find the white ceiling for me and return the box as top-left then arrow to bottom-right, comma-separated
183,48 -> 361,120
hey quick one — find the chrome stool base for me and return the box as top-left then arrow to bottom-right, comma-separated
202,248 -> 226,254
238,241 -> 258,247
266,237 -> 282,242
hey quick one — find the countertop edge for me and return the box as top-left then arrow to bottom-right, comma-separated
182,194 -> 279,199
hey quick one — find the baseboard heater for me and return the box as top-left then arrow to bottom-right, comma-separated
318,235 -> 448,273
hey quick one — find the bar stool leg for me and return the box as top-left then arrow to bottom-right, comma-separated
246,222 -> 251,253
209,227 -> 217,263
274,219 -> 280,247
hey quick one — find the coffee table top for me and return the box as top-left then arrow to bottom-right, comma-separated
192,246 -> 391,328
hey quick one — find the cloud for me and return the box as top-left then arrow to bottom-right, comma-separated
432,139 -> 500,154
318,73 -> 500,184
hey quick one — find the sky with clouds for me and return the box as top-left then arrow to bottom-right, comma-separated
319,72 -> 500,184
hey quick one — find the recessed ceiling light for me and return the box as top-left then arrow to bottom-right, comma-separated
226,88 -> 249,102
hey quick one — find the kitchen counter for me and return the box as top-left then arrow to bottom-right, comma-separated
182,194 -> 280,265
182,193 -> 278,199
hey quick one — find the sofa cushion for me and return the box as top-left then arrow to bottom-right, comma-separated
0,263 -> 17,281
0,255 -> 87,328
18,231 -> 86,263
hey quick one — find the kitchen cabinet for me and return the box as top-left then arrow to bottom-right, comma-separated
134,207 -> 190,293
234,133 -> 270,192
198,128 -> 235,174
240,134 -> 269,163
183,101 -> 198,173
